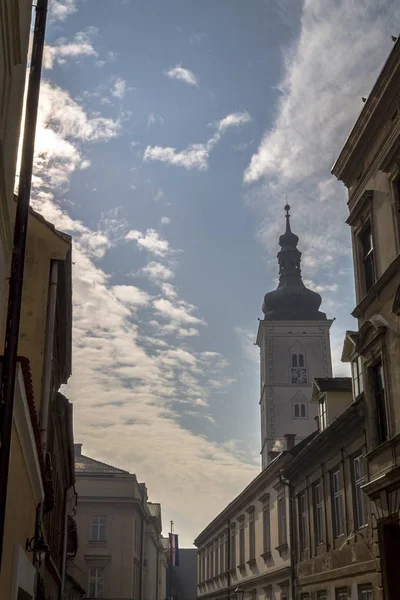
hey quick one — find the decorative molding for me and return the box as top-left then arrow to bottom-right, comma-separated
13,363 -> 45,504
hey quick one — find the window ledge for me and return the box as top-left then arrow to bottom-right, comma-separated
261,551 -> 272,561
275,543 -> 288,556
238,563 -> 246,571
88,540 -> 107,546
229,568 -> 236,575
246,558 -> 256,567
352,254 -> 400,318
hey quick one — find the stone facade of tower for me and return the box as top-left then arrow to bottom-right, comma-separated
257,206 -> 333,469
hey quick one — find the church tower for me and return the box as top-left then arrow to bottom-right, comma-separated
256,205 -> 333,469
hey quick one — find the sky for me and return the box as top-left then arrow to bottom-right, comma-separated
30,0 -> 400,546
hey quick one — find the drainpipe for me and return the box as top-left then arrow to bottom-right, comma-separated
155,542 -> 160,600
0,0 -> 48,571
40,261 -> 59,451
280,473 -> 295,600
59,484 -> 74,600
227,519 -> 230,600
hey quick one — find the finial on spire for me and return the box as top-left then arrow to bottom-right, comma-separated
284,204 -> 290,216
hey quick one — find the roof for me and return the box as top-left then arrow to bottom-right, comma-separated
75,453 -> 129,475
314,377 -> 352,393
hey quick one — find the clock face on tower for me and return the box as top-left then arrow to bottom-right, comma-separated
291,367 -> 308,384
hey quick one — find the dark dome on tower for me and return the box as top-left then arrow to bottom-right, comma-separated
262,205 -> 327,321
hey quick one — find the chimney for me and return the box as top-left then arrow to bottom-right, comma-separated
284,434 -> 296,450
268,450 -> 279,461
74,443 -> 82,457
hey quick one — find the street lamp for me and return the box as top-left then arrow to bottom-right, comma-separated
26,534 -> 50,567
235,586 -> 245,600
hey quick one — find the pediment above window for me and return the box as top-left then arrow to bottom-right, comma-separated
355,315 -> 387,355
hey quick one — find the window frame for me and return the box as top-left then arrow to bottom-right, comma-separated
230,524 -> 236,570
88,566 -> 105,598
335,588 -> 349,600
277,495 -> 287,547
372,360 -> 388,444
359,220 -> 375,294
238,518 -> 245,566
332,469 -> 345,538
91,516 -> 106,542
357,584 -> 373,600
248,509 -> 255,561
352,355 -> 364,399
318,395 -> 327,431
262,497 -> 271,556
313,481 -> 324,545
353,454 -> 368,529
298,492 -> 308,551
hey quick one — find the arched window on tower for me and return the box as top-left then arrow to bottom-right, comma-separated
299,354 -> 304,367
300,403 -> 306,418
292,355 -> 298,367
292,392 -> 308,419
294,404 -> 300,418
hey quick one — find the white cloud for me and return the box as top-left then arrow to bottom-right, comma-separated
126,228 -> 170,257
44,29 -> 98,69
160,216 -> 171,226
111,78 -> 127,99
215,111 -> 252,133
113,285 -> 151,308
143,111 -> 251,171
49,0 -> 78,21
165,65 -> 199,87
153,298 -> 206,328
142,262 -> 174,282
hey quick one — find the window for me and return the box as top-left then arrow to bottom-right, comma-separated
219,536 -> 224,573
214,539 -> 219,576
224,532 -> 229,571
373,362 -> 388,444
294,403 -> 307,419
298,492 -> 308,551
292,354 -> 298,367
358,584 -> 373,600
360,222 -> 375,292
91,516 -> 106,542
249,510 -> 255,560
263,499 -> 271,555
318,396 -> 327,431
299,353 -> 305,367
210,544 -> 214,578
336,589 -> 349,600
313,482 -> 324,545
332,470 -> 345,537
89,567 -> 104,598
265,586 -> 272,600
353,455 -> 367,528
239,520 -> 245,565
230,525 -> 236,569
352,356 -> 364,398
278,497 -> 287,546
316,593 -> 327,600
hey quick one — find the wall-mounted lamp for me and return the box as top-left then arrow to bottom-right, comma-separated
26,534 -> 50,567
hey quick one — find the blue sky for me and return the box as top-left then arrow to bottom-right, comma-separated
33,0 -> 399,545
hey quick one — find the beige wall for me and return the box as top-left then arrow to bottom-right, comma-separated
74,470 -> 165,600
0,0 -> 32,326
197,458 -> 292,600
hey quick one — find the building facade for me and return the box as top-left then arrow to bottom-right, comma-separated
332,37 -> 400,600
257,206 -> 333,468
0,207 -> 75,600
0,0 -> 32,321
195,442 -> 304,600
169,548 -> 197,600
72,444 -> 167,600
284,378 -> 378,600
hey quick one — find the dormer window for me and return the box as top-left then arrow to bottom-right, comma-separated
351,356 -> 363,398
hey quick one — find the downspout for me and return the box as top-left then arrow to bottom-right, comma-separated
0,0 -> 48,571
227,519 -> 230,600
139,504 -> 146,600
155,542 -> 160,600
280,473 -> 295,600
40,260 -> 59,451
59,484 -> 74,600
